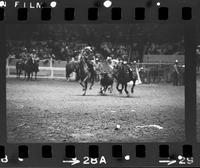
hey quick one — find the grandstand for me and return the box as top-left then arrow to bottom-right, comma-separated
6,23 -> 184,62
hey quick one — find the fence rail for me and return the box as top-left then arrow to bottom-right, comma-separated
6,66 -> 67,79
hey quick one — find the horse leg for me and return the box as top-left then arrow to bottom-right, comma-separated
19,70 -> 22,79
24,71 -> 28,80
30,72 -> 33,80
116,82 -> 119,92
116,82 -> 122,94
27,72 -> 31,81
28,71 -> 32,81
131,79 -> 136,93
16,68 -> 18,78
120,84 -> 124,95
99,85 -> 103,95
110,81 -> 114,93
28,72 -> 30,81
89,78 -> 94,90
26,71 -> 29,81
82,82 -> 87,96
104,86 -> 108,94
25,71 -> 27,80
24,71 -> 26,80
26,72 -> 29,81
18,69 -> 21,78
66,72 -> 69,81
108,83 -> 113,93
17,69 -> 19,78
109,85 -> 112,93
124,83 -> 129,97
35,72 -> 37,80
79,81 -> 85,91
85,82 -> 88,93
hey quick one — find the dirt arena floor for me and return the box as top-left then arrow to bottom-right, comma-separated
197,74 -> 200,142
7,78 -> 185,143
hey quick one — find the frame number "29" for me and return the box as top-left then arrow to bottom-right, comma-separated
178,155 -> 193,165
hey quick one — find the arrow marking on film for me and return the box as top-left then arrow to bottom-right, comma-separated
62,158 -> 80,165
159,160 -> 177,165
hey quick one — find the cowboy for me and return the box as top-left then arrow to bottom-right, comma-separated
94,58 -> 100,70
94,58 -> 101,81
172,60 -> 180,86
131,61 -> 138,77
123,61 -> 134,77
103,57 -> 113,77
116,59 -> 123,69
106,57 -> 113,70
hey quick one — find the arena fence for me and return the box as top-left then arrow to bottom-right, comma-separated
135,63 -> 182,84
6,58 -> 70,79
6,58 -> 184,84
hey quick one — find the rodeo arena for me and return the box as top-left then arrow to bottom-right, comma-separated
6,24 -> 186,143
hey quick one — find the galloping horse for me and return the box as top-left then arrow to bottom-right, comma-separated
77,57 -> 96,96
113,63 -> 137,97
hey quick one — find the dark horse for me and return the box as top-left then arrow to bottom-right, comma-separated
114,64 -> 137,97
30,59 -> 39,80
77,58 -> 96,96
16,60 -> 25,78
16,58 -> 39,80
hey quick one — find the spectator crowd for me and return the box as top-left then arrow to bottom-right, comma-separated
7,40 -> 184,63
6,24 -> 185,63
144,41 -> 184,55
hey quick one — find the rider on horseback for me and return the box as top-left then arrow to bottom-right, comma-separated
129,61 -> 138,80
27,53 -> 33,64
99,57 -> 113,75
78,47 -> 96,95
82,57 -> 95,82
31,51 -> 39,73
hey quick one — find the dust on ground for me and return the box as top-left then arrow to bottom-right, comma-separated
7,78 -> 185,143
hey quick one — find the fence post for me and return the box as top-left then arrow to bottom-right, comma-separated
6,58 -> 10,77
50,58 -> 53,78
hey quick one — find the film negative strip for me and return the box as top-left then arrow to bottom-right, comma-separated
0,0 -> 200,167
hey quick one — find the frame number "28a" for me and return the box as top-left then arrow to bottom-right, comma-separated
83,156 -> 107,165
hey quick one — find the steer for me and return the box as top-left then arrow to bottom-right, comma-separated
99,72 -> 114,95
